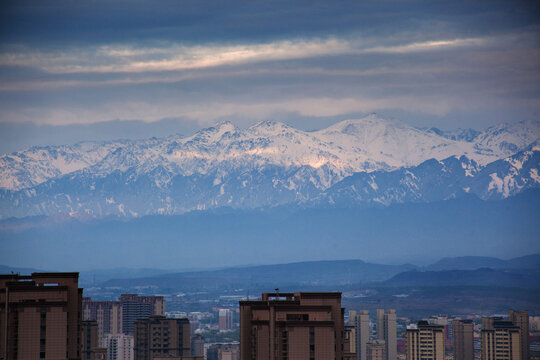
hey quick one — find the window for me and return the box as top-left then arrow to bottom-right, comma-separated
286,313 -> 309,321
40,352 -> 45,359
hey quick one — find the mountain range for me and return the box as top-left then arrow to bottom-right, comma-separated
2,254 -> 538,289
83,254 -> 540,290
0,115 -> 539,219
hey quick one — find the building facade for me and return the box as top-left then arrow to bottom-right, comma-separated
508,310 -> 528,360
406,321 -> 445,360
355,310 -> 370,360
219,309 -> 234,331
82,320 -> 107,360
239,292 -> 346,360
83,298 -> 123,345
377,309 -> 397,360
120,295 -> 165,336
453,319 -> 474,360
367,340 -> 386,360
107,333 -> 134,360
190,334 -> 204,357
481,318 -> 521,360
133,316 -> 190,360
0,272 -> 82,360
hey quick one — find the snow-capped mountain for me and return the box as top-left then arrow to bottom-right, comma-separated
314,145 -> 540,206
0,115 -> 538,218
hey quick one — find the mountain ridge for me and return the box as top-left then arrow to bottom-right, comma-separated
0,116 -> 538,218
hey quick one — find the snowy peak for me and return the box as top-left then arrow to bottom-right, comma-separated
0,115 -> 539,218
186,121 -> 238,144
474,119 -> 540,156
0,116 -> 539,195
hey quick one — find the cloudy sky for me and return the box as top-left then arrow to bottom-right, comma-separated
0,0 -> 539,150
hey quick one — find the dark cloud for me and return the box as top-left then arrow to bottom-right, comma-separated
1,0 -> 538,47
0,0 -> 538,142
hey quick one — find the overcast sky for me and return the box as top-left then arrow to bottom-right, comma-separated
1,0 -> 539,142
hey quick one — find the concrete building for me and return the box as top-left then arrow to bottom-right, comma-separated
83,295 -> 165,340
239,292 -> 346,360
406,321 -> 445,360
133,315 -> 190,360
481,318 -> 521,360
367,340 -> 386,360
83,298 -> 123,345
120,295 -> 164,336
82,320 -> 107,360
219,346 -> 240,360
219,309 -> 233,331
107,333 -> 134,360
453,319 -> 474,360
190,334 -> 204,357
508,310 -> 529,360
377,309 -> 397,360
119,295 -> 165,316
344,325 -> 357,360
355,310 -> 370,360
0,272 -> 82,360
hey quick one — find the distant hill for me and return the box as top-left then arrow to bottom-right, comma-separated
384,268 -> 540,287
100,253 -> 540,292
425,254 -> 540,271
102,260 -> 416,292
3,253 -> 539,291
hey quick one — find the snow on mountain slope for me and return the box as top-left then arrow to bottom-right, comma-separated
315,115 -> 478,169
0,142 -> 121,190
473,120 -> 540,157
3,115 -> 536,193
0,115 -> 538,220
312,148 -> 540,206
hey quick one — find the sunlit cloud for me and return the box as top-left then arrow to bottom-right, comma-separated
0,35 -> 496,77
360,37 -> 488,54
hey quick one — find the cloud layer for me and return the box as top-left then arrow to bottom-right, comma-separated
0,0 -> 538,134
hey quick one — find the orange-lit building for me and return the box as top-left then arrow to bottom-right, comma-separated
239,292 -> 346,360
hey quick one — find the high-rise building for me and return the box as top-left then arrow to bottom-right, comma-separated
82,320 -> 107,360
348,310 -> 358,326
82,320 -> 99,360
0,272 -> 82,360
377,309 -> 385,340
120,295 -> 165,336
219,309 -> 234,330
355,310 -> 370,360
107,333 -> 134,360
508,310 -> 529,360
377,309 -> 397,360
190,334 -> 204,357
219,346 -> 240,360
367,340 -> 386,360
119,295 -> 165,316
344,325 -> 357,360
406,321 -> 445,360
239,292 -> 346,360
453,319 -> 474,360
83,298 -> 123,345
133,315 -> 190,360
481,318 -> 521,360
